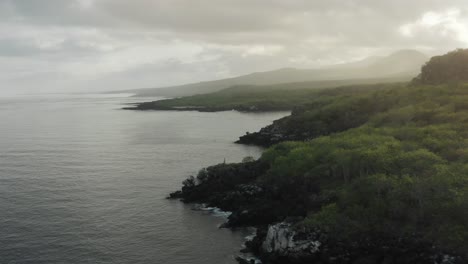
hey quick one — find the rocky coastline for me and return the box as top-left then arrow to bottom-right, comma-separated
164,50 -> 468,263
168,159 -> 464,264
124,101 -> 292,113
235,121 -> 308,147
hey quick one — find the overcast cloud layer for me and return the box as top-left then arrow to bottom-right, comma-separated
1,0 -> 468,95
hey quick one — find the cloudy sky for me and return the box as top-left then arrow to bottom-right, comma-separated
1,0 -> 468,95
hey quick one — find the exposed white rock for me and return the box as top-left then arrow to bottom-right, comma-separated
236,255 -> 262,264
439,254 -> 457,264
192,204 -> 232,218
261,223 -> 320,256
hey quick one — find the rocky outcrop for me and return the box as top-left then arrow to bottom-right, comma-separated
236,107 -> 318,146
169,160 -> 467,264
235,255 -> 262,264
124,101 -> 292,112
261,223 -> 320,257
256,223 -> 465,264
236,122 -> 312,147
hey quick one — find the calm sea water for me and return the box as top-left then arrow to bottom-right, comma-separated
0,94 -> 287,264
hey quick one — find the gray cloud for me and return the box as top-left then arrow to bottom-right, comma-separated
1,0 -> 468,94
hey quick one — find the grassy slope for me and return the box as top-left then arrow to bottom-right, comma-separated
129,80 -> 405,112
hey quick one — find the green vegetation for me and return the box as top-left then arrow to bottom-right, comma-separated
172,83 -> 468,260
245,81 -> 466,254
129,82 -> 397,112
413,49 -> 468,85
268,129 -> 467,253
170,50 -> 468,262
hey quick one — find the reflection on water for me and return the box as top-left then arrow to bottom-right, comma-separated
0,94 -> 288,264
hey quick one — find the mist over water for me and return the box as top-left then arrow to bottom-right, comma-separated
0,94 -> 287,264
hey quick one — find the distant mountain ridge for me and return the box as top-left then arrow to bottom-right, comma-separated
126,50 -> 428,97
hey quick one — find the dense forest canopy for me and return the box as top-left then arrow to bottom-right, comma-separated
172,50 -> 468,262
272,83 -> 468,253
413,49 -> 468,85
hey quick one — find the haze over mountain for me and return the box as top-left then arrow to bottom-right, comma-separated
129,50 -> 428,97
1,1 -> 467,95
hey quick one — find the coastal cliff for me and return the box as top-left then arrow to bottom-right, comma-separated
169,157 -> 466,263
169,50 -> 468,264
169,85 -> 468,263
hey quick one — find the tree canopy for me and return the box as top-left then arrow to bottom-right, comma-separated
413,49 -> 468,85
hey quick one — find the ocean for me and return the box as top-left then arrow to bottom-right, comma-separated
0,94 -> 287,264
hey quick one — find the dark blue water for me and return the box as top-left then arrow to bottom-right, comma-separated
0,94 -> 287,264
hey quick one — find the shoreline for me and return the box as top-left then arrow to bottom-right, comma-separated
123,104 -> 293,113
167,121 -> 467,263
186,202 -> 261,263
168,160 -> 464,264
164,80 -> 468,263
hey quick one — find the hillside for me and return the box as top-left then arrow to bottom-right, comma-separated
126,50 -> 427,97
413,48 -> 468,85
171,82 -> 468,263
126,79 -> 404,112
169,50 -> 468,263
